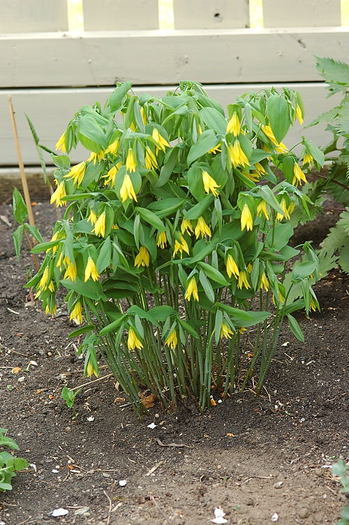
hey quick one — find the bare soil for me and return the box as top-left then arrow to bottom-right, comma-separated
0,202 -> 348,525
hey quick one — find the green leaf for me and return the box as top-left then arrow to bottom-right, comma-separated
199,270 -> 215,302
316,57 -> 349,93
214,310 -> 223,344
199,107 -> 227,134
147,306 -> 176,322
24,224 -> 43,243
61,386 -> 81,409
96,237 -> 112,273
68,325 -> 95,338
0,434 -> 19,450
216,303 -> 270,327
302,138 -> 325,167
199,262 -> 228,286
107,82 -> 132,112
0,482 -> 13,491
61,279 -> 105,300
184,195 -> 213,220
13,457 -> 28,471
187,130 -> 218,165
12,188 -> 28,225
287,314 -> 304,342
77,115 -> 106,152
99,314 -> 126,335
178,319 -> 200,339
266,94 -> 290,142
291,261 -> 316,281
12,225 -> 24,257
155,147 -> 178,188
136,207 -> 165,231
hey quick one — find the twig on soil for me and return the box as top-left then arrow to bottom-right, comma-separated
6,307 -> 20,315
145,461 -> 163,477
70,373 -> 113,391
242,474 -> 274,484
155,438 -> 192,449
103,490 -> 112,525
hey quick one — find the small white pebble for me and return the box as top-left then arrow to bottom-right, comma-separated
86,416 -> 95,422
271,513 -> 279,522
119,479 -> 127,487
18,377 -> 25,382
147,423 -> 157,429
51,508 -> 69,517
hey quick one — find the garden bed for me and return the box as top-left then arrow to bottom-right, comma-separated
0,202 -> 348,525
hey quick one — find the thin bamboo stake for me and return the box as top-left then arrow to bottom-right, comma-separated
8,96 -> 40,272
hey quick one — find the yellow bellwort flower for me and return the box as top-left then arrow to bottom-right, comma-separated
181,218 -> 194,235
208,143 -> 221,154
120,174 -> 137,202
185,277 -> 199,301
256,200 -> 270,220
295,104 -> 304,125
127,328 -> 143,350
84,256 -> 100,282
134,246 -> 150,268
303,153 -> 313,165
226,254 -> 239,279
237,270 -> 251,290
64,162 -> 86,186
88,209 -> 97,225
145,147 -> 158,170
55,131 -> 66,153
202,171 -> 219,197
255,162 -> 266,176
92,211 -> 106,237
48,281 -> 55,292
276,198 -> 290,221
195,216 -> 212,239
240,204 -> 253,231
220,323 -> 234,340
140,106 -> 147,124
45,303 -> 57,315
103,162 -> 121,186
165,329 -> 178,349
173,234 -> 190,257
87,151 -> 106,164
292,163 -> 308,186
64,258 -> 77,281
38,266 -> 50,291
105,139 -> 119,155
86,362 -> 99,378
48,231 -> 65,254
226,112 -> 241,136
70,301 -> 83,325
228,140 -> 249,168
126,149 -> 137,172
261,125 -> 288,153
152,128 -> 170,151
50,181 -> 66,207
259,272 -> 270,292
156,231 -> 167,249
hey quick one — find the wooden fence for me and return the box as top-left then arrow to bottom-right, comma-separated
0,0 -> 348,167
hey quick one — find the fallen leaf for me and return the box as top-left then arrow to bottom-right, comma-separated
11,367 -> 21,374
48,394 -> 55,400
226,433 -> 235,438
210,398 -> 217,407
140,393 -> 157,409
36,389 -> 44,394
114,397 -> 126,403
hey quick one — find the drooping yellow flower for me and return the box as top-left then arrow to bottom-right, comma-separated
64,258 -> 77,281
303,153 -> 313,165
275,142 -> 288,154
56,252 -> 64,269
152,128 -> 170,151
185,277 -> 199,301
87,151 -> 106,164
259,272 -> 270,292
165,329 -> 178,349
156,231 -> 167,249
292,163 -> 308,186
237,270 -> 251,290
246,171 -> 261,183
48,231 -> 65,254
86,362 -> 99,377
103,162 -> 121,186
256,200 -> 270,220
208,143 -> 221,154
130,122 -> 137,132
126,149 -> 137,172
295,104 -> 304,125
228,140 -> 249,168
181,219 -> 194,235
88,209 -> 97,225
50,182 -> 66,207
195,216 -> 212,239
140,106 -> 147,124
64,162 -> 86,186
240,204 -> 253,231
202,171 -> 219,197
134,246 -> 150,267
55,131 -> 66,152
105,139 -> 119,155
92,211 -> 106,237
120,174 -> 137,202
127,328 -> 143,350
220,323 -> 234,340
173,234 -> 190,257
84,256 -> 100,282
276,198 -> 290,221
45,303 -> 57,315
145,147 -> 158,170
255,162 -> 266,176
38,266 -> 50,291
48,281 -> 55,292
70,301 -> 83,325
287,202 -> 296,216
261,125 -> 288,153
226,254 -> 239,278
226,112 -> 241,136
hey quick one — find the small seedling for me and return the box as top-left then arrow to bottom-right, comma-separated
61,386 -> 81,408
0,428 -> 28,491
333,460 -> 349,525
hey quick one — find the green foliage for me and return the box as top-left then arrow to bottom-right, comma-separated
332,460 -> 349,525
29,82 -> 319,410
61,386 -> 81,408
0,428 -> 28,491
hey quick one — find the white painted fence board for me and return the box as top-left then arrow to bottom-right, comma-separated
0,0 -> 68,33
0,84 -> 339,166
83,0 -> 159,30
263,0 -> 341,27
173,0 -> 249,28
0,28 -> 348,87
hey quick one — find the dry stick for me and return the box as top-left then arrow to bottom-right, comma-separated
70,373 -> 113,391
8,96 -> 40,273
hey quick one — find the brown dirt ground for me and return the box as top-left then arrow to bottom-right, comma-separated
0,202 -> 348,525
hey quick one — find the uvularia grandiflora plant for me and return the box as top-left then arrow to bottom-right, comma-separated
29,82 -> 323,410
